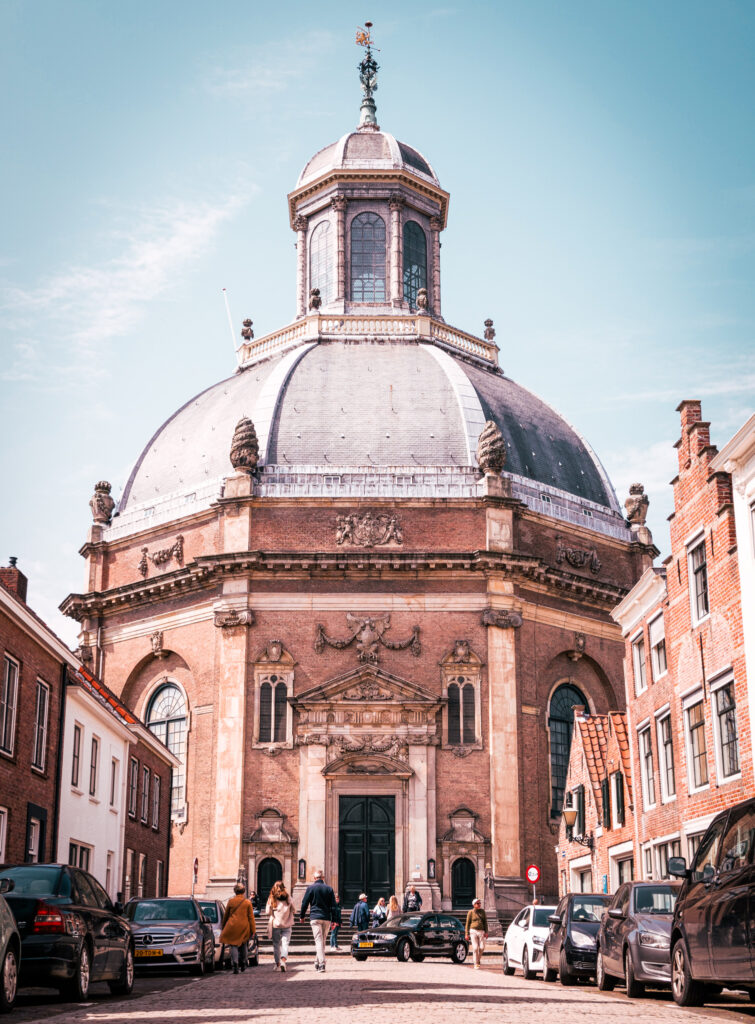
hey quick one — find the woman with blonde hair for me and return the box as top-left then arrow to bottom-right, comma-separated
386,894 -> 401,921
266,879 -> 295,972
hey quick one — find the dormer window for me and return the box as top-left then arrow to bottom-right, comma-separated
310,220 -> 334,305
403,220 -> 427,308
351,213 -> 386,301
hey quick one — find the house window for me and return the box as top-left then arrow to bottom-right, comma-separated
657,712 -> 676,800
147,683 -> 187,816
309,220 -> 334,305
656,838 -> 681,879
128,757 -> 138,817
617,857 -> 634,884
643,846 -> 653,880
548,684 -> 587,817
259,675 -> 288,744
686,700 -> 709,789
687,832 -> 704,862
632,635 -> 647,694
688,537 -> 709,623
106,850 -> 114,895
124,848 -> 134,901
350,212 -> 386,301
577,868 -> 592,892
0,807 -> 7,863
639,727 -> 656,808
1,655 -> 19,756
69,841 -> 91,871
141,766 -> 150,823
138,853 -> 147,898
649,616 -> 667,679
713,680 -> 740,778
32,680 -> 49,770
447,677 -> 476,745
574,784 -> 585,836
89,736 -> 99,797
156,859 -> 165,897
601,777 -> 611,830
110,758 -> 119,808
152,776 -> 160,829
612,771 -> 625,826
71,724 -> 82,787
403,220 -> 427,308
27,818 -> 41,863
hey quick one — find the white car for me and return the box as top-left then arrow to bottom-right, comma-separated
503,904 -> 557,979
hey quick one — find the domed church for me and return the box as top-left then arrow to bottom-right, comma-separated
63,31 -> 656,920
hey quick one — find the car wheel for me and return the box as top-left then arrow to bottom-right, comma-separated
353,954 -> 368,962
596,950 -> 615,992
63,942 -> 91,1001
108,944 -> 135,996
522,946 -> 536,981
396,938 -> 412,963
451,941 -> 467,964
671,939 -> 703,1007
191,947 -> 207,977
0,944 -> 19,1013
624,949 -> 644,998
559,948 -> 575,986
502,944 -> 515,975
542,952 -> 558,983
410,951 -> 425,962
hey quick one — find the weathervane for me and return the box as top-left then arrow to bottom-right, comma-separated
356,21 -> 380,128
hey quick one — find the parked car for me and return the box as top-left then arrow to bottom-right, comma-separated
502,903 -> 556,979
125,898 -> 215,975
0,879 -> 21,1013
669,796 -> 755,1007
0,863 -> 133,1001
542,892 -> 611,985
597,881 -> 680,996
196,899 -> 259,968
351,912 -> 468,963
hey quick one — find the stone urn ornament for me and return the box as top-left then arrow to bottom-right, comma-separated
309,287 -> 322,310
89,480 -> 115,525
476,420 -> 506,475
416,287 -> 429,311
229,416 -> 259,474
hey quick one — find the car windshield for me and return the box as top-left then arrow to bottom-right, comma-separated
198,902 -> 218,922
533,907 -> 556,927
571,898 -> 608,922
388,915 -> 423,930
0,865 -> 70,897
633,885 -> 678,915
128,899 -> 198,922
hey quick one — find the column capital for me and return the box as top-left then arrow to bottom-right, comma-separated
330,194 -> 348,212
389,194 -> 406,212
429,216 -> 443,232
293,214 -> 308,232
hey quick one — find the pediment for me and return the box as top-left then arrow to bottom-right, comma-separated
322,751 -> 414,778
293,665 -> 442,708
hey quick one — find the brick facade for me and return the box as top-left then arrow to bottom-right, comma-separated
121,730 -> 174,901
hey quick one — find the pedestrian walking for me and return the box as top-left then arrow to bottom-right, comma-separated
465,897 -> 489,970
329,894 -> 342,950
386,894 -> 402,922
402,885 -> 423,913
372,897 -> 388,925
350,892 -> 370,931
299,869 -> 337,972
266,880 -> 295,972
219,882 -> 255,974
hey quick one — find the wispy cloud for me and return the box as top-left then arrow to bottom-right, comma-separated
206,31 -> 337,99
610,368 -> 755,406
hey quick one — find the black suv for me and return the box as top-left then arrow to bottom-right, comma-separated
542,892 -> 610,985
669,796 -> 755,1006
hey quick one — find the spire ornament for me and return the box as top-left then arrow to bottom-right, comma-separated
356,22 -> 380,130
476,420 -> 507,476
230,416 -> 259,474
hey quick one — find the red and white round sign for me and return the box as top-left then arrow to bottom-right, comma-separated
193,858 -> 199,877
526,864 -> 540,884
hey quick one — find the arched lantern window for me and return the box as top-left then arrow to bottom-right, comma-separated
309,220 -> 334,305
402,220 -> 427,308
147,683 -> 188,815
548,683 -> 587,818
350,212 -> 386,302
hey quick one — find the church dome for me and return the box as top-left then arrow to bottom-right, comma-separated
297,130 -> 440,189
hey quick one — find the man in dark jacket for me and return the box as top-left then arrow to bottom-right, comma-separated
402,885 -> 423,913
350,893 -> 370,931
299,870 -> 337,972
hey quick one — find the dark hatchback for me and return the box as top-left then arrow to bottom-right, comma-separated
0,863 -> 133,1001
597,881 -> 680,996
669,797 -> 755,1006
351,912 -> 468,963
543,892 -> 610,985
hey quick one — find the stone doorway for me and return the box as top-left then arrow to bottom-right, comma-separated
257,857 -> 282,900
338,795 -> 395,906
451,857 -> 476,909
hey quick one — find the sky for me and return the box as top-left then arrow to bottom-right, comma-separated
1,0 -> 754,646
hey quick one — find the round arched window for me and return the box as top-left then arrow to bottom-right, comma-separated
147,683 -> 188,815
548,683 -> 587,818
309,221 -> 334,305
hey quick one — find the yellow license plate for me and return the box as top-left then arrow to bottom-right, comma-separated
135,949 -> 163,957
358,942 -> 373,948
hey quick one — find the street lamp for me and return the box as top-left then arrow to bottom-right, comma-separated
561,796 -> 593,849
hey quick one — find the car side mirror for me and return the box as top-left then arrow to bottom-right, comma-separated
548,914 -> 561,926
701,864 -> 716,883
0,878 -> 15,895
668,856 -> 688,878
608,908 -> 625,920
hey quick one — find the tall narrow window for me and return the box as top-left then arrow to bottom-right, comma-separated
138,853 -> 147,898
147,684 -> 188,816
639,727 -> 656,808
613,771 -> 625,826
128,757 -> 138,817
273,682 -> 287,743
403,220 -> 427,308
89,737 -> 99,797
575,785 -> 585,835
714,681 -> 740,778
309,220 -> 334,305
688,538 -> 709,622
106,851 -> 113,895
461,683 -> 475,744
632,636 -> 647,694
32,680 -> 49,770
152,776 -> 161,829
601,777 -> 611,829
110,758 -> 119,807
350,212 -> 386,301
649,616 -> 667,679
1,655 -> 19,756
657,713 -> 676,799
447,683 -> 461,744
259,675 -> 288,743
0,807 -> 7,863
156,859 -> 165,897
71,724 -> 82,787
141,766 -> 150,823
124,848 -> 134,901
548,684 -> 587,817
447,678 -> 476,745
686,700 -> 708,789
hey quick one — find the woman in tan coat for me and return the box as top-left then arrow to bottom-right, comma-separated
220,882 -> 256,973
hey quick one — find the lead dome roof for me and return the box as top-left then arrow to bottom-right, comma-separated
297,130 -> 439,188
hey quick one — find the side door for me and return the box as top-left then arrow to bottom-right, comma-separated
88,872 -> 130,976
602,886 -> 626,971
514,908 -> 530,963
440,914 -> 464,953
417,914 -> 443,954
545,899 -> 566,968
679,814 -> 728,981
708,803 -> 755,983
73,870 -> 111,980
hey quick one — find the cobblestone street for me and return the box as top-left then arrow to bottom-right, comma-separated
10,957 -> 755,1024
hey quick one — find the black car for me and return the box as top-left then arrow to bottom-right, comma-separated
669,796 -> 755,1006
597,881 -> 681,996
0,863 -> 133,1001
543,892 -> 610,985
351,912 -> 468,963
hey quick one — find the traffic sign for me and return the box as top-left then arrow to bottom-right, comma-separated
193,858 -> 199,877
526,864 -> 540,884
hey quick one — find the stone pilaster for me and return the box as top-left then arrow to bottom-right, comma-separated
293,743 -> 327,908
294,214 -> 308,318
331,195 -> 347,302
389,194 -> 405,306
430,216 -> 442,316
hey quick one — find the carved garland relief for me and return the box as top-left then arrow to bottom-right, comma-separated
138,535 -> 184,578
315,613 -> 420,664
555,538 -> 601,575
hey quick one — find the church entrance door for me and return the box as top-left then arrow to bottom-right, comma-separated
257,857 -> 282,900
339,796 -> 395,907
451,857 -> 476,909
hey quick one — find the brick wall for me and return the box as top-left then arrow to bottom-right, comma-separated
121,734 -> 174,900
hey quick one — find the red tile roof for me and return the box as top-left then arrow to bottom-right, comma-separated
68,663 -> 137,725
575,711 -> 632,816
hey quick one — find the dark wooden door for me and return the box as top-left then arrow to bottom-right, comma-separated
451,857 -> 476,909
339,796 -> 395,907
257,857 -> 282,901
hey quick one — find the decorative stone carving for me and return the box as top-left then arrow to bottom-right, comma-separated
315,613 -> 421,663
240,318 -> 254,342
89,480 -> 115,525
449,746 -> 474,758
555,538 -> 601,575
230,417 -> 259,474
309,287 -> 322,310
625,483 -> 649,526
476,420 -> 506,475
265,640 -> 283,663
138,535 -> 184,578
76,644 -> 93,665
214,608 -> 255,629
346,761 -> 391,775
416,287 -> 429,311
429,216 -> 442,232
335,511 -> 403,547
388,194 -> 405,212
574,632 -> 586,654
261,746 -> 283,757
481,608 -> 523,629
483,318 -> 496,342
330,195 -> 347,212
342,682 -> 392,701
450,640 -> 470,663
150,631 -> 165,657
293,215 -> 308,232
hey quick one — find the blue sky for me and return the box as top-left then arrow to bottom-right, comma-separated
2,0 -> 753,644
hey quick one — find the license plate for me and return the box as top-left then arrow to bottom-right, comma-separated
358,942 -> 373,948
135,949 -> 163,957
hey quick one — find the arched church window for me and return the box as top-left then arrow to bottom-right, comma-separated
402,220 -> 427,308
147,683 -> 187,816
309,220 -> 334,305
448,678 -> 476,745
350,212 -> 386,302
548,683 -> 587,818
259,676 -> 288,744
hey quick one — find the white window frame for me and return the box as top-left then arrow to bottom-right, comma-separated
89,735 -> 99,798
69,840 -> 92,871
71,722 -> 83,789
1,655 -> 19,757
683,689 -> 709,793
109,757 -> 119,809
655,706 -> 676,803
252,663 -> 294,749
0,807 -> 7,863
156,859 -> 165,898
128,757 -> 138,818
124,848 -> 134,901
710,672 -> 741,783
106,850 -> 114,895
141,766 -> 150,823
152,775 -> 160,830
687,533 -> 710,626
653,835 -> 681,880
638,724 -> 656,809
642,844 -> 653,880
608,839 -> 634,891
631,631 -> 647,695
648,614 -> 668,681
31,679 -> 50,771
27,818 -> 41,863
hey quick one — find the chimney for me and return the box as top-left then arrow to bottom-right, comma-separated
0,557 -> 28,603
